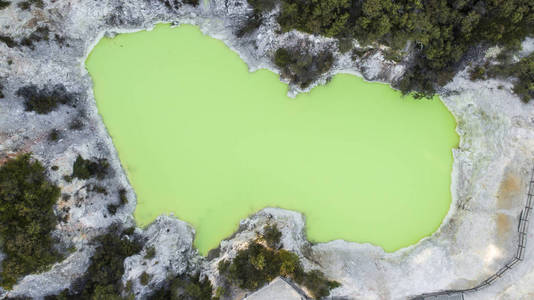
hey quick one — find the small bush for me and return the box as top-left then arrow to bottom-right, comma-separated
52,224 -> 142,298
17,0 -> 43,10
469,65 -> 487,81
48,129 -> 60,142
0,35 -> 16,48
274,47 -> 334,88
0,0 -> 10,9
16,84 -> 75,114
149,274 -> 213,300
144,246 -> 156,260
119,188 -> 128,204
0,154 -> 63,289
19,26 -> 49,50
262,225 -> 282,249
71,155 -> 109,180
107,203 -> 118,215
140,271 -> 151,286
218,241 -> 339,298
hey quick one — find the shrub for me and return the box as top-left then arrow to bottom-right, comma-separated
274,47 -> 334,88
0,35 -> 17,47
218,241 -> 339,298
262,225 -> 282,249
263,0 -> 534,98
19,26 -> 49,49
16,84 -> 75,114
473,53 -> 534,103
48,129 -> 60,142
149,274 -> 214,300
0,154 -> 63,289
49,225 -> 142,299
119,188 -> 128,204
144,246 -> 156,260
140,272 -> 151,286
17,0 -> 43,10
0,0 -> 9,9
71,155 -> 109,180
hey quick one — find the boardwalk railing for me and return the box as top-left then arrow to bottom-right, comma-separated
413,167 -> 534,299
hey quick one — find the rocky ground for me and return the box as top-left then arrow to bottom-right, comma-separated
0,0 -> 534,299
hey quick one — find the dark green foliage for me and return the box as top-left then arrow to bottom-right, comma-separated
294,269 -> 341,298
0,0 -> 10,9
119,188 -> 128,205
17,0 -> 43,10
16,84 -> 76,114
470,65 -> 487,81
0,154 -> 63,289
218,241 -> 339,298
48,129 -> 60,142
182,0 -> 199,6
149,274 -> 214,300
144,246 -> 156,259
338,38 -> 353,53
0,35 -> 17,47
266,0 -> 534,97
158,0 -> 198,10
68,118 -> 84,130
107,203 -> 118,215
274,47 -> 334,88
484,53 -> 534,102
71,155 -> 109,180
90,184 -> 108,195
19,26 -> 49,50
236,0 -> 277,36
55,225 -> 142,299
0,82 -> 4,99
262,225 -> 282,249
140,271 -> 151,286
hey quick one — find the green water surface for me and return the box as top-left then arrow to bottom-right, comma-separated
86,24 -> 458,255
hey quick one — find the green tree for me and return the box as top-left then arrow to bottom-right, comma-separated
0,154 -> 63,289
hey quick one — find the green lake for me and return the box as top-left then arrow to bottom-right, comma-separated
86,24 -> 459,255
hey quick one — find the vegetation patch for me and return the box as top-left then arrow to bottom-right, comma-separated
0,154 -> 63,290
0,0 -> 10,9
17,0 -> 43,10
158,0 -> 199,10
218,225 -> 339,298
236,0 -> 276,37
0,35 -> 17,48
256,0 -> 534,97
16,84 -> 76,114
71,155 -> 110,180
19,26 -> 49,50
274,47 -> 334,88
47,225 -> 142,299
470,53 -> 534,103
149,274 -> 215,300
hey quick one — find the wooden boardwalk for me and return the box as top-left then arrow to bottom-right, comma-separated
413,167 -> 534,299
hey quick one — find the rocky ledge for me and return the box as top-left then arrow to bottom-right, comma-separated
0,0 -> 534,299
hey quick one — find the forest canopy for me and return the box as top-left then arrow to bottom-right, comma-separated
250,0 -> 534,99
0,154 -> 63,290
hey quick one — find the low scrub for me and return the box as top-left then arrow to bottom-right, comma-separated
274,47 -> 334,88
218,225 -> 339,298
16,83 -> 76,114
0,154 -> 63,289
